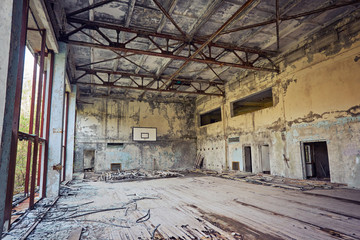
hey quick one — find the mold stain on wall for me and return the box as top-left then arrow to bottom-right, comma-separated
195,18 -> 360,187
75,97 -> 197,172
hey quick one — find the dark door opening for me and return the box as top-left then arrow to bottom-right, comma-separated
303,142 -> 330,179
261,145 -> 270,174
244,146 -> 252,172
84,150 -> 95,172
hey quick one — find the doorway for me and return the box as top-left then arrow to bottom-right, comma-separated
84,150 -> 95,171
261,145 -> 270,174
244,146 -> 252,172
303,142 -> 330,179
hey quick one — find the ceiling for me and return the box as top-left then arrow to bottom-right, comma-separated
46,0 -> 360,99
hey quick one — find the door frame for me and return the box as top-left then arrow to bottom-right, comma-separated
259,144 -> 270,174
300,140 -> 329,179
243,145 -> 252,172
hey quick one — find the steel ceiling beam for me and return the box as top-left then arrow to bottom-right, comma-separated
152,0 -> 189,38
76,67 -> 225,85
65,17 -> 277,56
221,0 -> 360,35
65,39 -> 278,72
77,82 -> 224,97
159,0 -> 258,89
192,0 -> 304,85
152,0 -> 226,96
139,0 -> 208,98
67,0 -> 115,17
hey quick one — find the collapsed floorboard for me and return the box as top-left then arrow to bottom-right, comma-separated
5,175 -> 360,240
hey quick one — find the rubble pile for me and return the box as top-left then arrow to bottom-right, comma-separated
99,169 -> 184,182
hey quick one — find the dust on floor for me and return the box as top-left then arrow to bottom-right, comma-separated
3,173 -> 360,239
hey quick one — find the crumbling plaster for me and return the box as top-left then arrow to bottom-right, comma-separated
0,0 -> 13,142
195,19 -> 360,187
75,97 -> 196,172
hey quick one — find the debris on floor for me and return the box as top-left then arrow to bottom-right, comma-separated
242,174 -> 345,190
4,175 -> 360,240
81,169 -> 185,182
191,169 -> 346,191
80,168 -> 344,192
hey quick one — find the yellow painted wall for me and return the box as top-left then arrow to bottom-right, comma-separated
75,98 -> 197,171
195,25 -> 360,187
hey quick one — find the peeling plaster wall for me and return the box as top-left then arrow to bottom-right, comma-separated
75,98 -> 196,172
0,0 -> 13,142
195,19 -> 360,187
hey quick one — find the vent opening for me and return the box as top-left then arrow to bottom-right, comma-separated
111,163 -> 122,171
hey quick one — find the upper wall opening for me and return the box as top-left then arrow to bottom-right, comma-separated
200,108 -> 222,126
231,88 -> 273,117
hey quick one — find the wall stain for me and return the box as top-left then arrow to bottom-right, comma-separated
281,77 -> 297,94
347,105 -> 360,117
288,105 -> 360,127
267,118 -> 286,132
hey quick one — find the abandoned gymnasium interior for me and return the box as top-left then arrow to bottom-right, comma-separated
1,0 -> 360,239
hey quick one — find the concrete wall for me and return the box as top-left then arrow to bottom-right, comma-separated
195,18 -> 360,187
75,97 -> 196,171
46,42 -> 66,197
0,0 -> 13,142
65,85 -> 77,180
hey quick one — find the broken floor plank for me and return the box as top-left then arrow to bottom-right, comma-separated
67,227 -> 82,240
8,175 -> 360,240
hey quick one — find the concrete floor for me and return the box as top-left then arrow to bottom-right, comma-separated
6,175 -> 360,240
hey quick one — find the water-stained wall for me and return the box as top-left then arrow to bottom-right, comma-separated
75,97 -> 196,172
195,18 -> 360,187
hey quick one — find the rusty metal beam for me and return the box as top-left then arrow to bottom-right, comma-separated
192,0 -> 304,85
65,17 -> 276,56
152,0 -> 188,38
276,0 -> 280,51
76,67 -> 224,85
152,0 -> 225,97
25,53 -> 38,195
67,0 -> 115,17
135,0 -> 179,98
66,39 -> 278,72
37,70 -> 47,187
29,29 -> 46,209
18,132 -> 46,143
221,0 -> 360,35
3,0 -> 29,231
160,0 -> 258,89
77,82 -> 224,97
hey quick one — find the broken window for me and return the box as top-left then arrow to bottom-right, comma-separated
231,88 -> 273,117
200,108 -> 222,126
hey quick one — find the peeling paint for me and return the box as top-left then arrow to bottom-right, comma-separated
195,27 -> 360,187
75,97 -> 197,172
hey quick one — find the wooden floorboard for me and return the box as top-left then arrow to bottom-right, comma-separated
20,175 -> 360,240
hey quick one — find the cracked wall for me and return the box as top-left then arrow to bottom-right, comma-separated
195,18 -> 360,187
75,97 -> 196,172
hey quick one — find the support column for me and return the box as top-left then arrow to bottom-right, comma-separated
40,52 -> 54,198
65,85 -> 77,181
0,0 -> 28,232
46,42 -> 67,197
